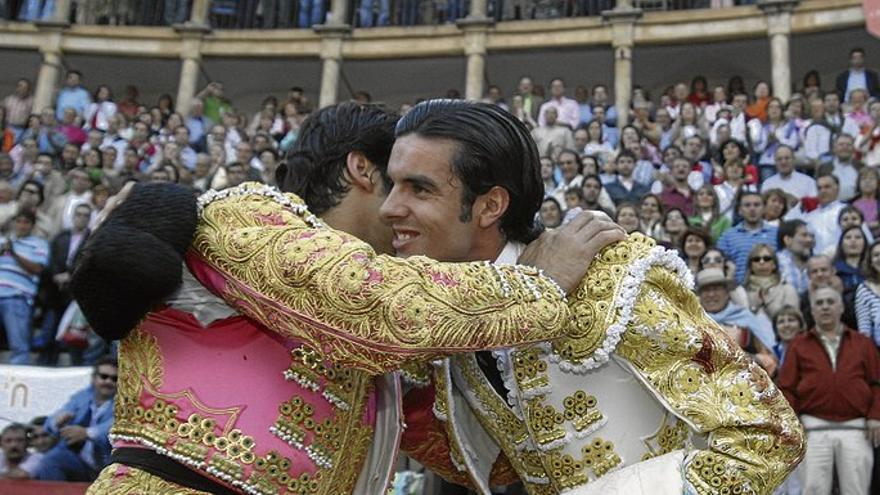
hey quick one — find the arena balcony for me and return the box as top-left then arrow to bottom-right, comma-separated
0,0 -> 871,118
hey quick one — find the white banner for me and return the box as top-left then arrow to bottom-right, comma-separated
0,365 -> 93,429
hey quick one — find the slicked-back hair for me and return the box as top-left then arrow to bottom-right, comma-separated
394,99 -> 543,244
276,102 -> 399,214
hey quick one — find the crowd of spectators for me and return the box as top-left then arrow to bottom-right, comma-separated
1,43 -> 880,493
2,0 -> 762,28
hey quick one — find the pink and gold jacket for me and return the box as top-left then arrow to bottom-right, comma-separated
104,183 -> 573,495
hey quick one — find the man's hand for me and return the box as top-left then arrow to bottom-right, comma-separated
53,272 -> 71,287
60,425 -> 89,447
55,411 -> 74,428
866,419 -> 880,448
519,210 -> 627,295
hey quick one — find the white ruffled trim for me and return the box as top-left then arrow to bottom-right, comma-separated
551,246 -> 692,374
197,183 -> 323,229
523,474 -> 551,484
571,416 -> 608,440
535,431 -> 573,452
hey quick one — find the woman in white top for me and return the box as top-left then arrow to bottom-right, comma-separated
582,119 -> 613,165
83,85 -> 118,132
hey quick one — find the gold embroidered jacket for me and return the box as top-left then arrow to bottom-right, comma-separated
411,235 -> 805,495
105,183 -> 576,495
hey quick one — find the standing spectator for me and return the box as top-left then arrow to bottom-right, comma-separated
805,174 -> 847,257
744,243 -> 800,322
0,423 -> 42,479
2,78 -> 33,138
196,82 -> 232,124
704,85 -> 728,124
825,133 -> 860,201
761,145 -> 816,199
834,225 -> 868,321
516,76 -> 543,122
845,88 -> 873,131
835,47 -> 880,101
717,191 -> 779,284
853,167 -> 880,239
185,97 -> 212,152
358,0 -> 389,26
537,78 -> 579,130
802,97 -> 834,168
37,357 -> 117,482
48,169 -> 92,232
22,109 -> 67,156
604,149 -> 650,206
659,156 -> 695,216
590,84 -> 617,128
82,85 -> 117,132
115,85 -> 140,118
777,219 -> 815,296
0,209 -> 49,364
531,106 -> 574,158
54,70 -> 91,122
57,108 -> 87,147
687,75 -> 710,107
856,240 -> 880,348
590,104 -> 618,148
777,286 -> 880,495
745,80 -> 771,123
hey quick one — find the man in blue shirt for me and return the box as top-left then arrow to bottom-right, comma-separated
37,357 -> 116,482
0,209 -> 49,364
55,70 -> 91,122
718,191 -> 779,284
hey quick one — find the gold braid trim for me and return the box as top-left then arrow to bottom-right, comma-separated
615,266 -> 806,494
192,183 -> 571,374
87,464 -> 213,495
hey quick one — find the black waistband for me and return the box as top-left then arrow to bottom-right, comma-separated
110,447 -> 240,495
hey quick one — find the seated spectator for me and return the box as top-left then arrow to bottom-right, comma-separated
0,423 -> 42,479
714,157 -> 756,221
852,167 -> 880,239
689,184 -> 731,242
538,197 -> 563,229
639,193 -> 663,238
754,98 -> 801,182
802,254 -> 846,329
680,227 -> 710,276
28,416 -> 58,454
614,203 -> 641,234
604,149 -> 650,205
697,267 -> 778,374
37,357 -> 117,482
582,119 -> 613,163
655,207 -> 687,251
548,149 -> 582,206
855,100 -> 880,167
824,133 -> 860,201
563,186 -> 583,211
531,106 -> 575,159
802,97 -> 834,169
778,287 -> 880,495
578,174 -> 613,217
760,145 -> 816,199
700,247 -> 749,308
835,225 -> 868,297
856,240 -> 880,349
718,191 -> 778,284
773,305 -> 806,364
744,243 -> 800,322
0,209 -> 49,365
761,188 -> 790,228
838,204 -> 875,245
776,219 -> 815,296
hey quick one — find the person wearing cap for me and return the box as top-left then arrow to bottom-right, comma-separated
698,267 -> 778,374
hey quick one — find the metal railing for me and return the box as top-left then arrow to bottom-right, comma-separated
0,0 -> 758,28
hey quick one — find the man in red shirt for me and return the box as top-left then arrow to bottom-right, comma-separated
778,286 -> 880,494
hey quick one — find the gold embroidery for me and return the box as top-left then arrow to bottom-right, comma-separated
642,415 -> 689,461
88,463 -> 213,494
544,451 -> 587,489
562,391 -> 603,433
527,402 -> 567,447
194,183 -> 572,374
581,438 -> 621,478
512,347 -> 549,394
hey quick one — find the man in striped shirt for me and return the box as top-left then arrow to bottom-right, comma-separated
0,209 -> 49,364
717,191 -> 779,284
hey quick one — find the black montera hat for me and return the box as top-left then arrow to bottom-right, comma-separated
71,182 -> 198,341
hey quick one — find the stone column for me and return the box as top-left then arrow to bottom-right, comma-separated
758,0 -> 799,103
32,0 -> 71,113
173,4 -> 211,117
603,2 -> 641,131
189,0 -> 211,26
457,0 -> 492,101
315,0 -> 351,109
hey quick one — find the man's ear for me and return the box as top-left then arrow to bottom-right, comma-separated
474,186 -> 510,229
345,151 -> 377,193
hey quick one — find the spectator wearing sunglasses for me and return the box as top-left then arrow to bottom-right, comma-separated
36,357 -> 116,482
744,243 -> 800,322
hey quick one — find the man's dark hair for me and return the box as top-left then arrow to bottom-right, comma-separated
276,102 -> 398,215
93,356 -> 118,374
17,179 -> 44,207
557,149 -> 582,173
851,47 -> 865,57
395,99 -> 543,244
616,149 -> 637,163
0,423 -> 27,440
816,169 -> 840,185
777,219 -> 807,250
14,207 -> 36,225
67,69 -> 82,79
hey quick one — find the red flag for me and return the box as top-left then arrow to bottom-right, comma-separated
866,0 -> 880,38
